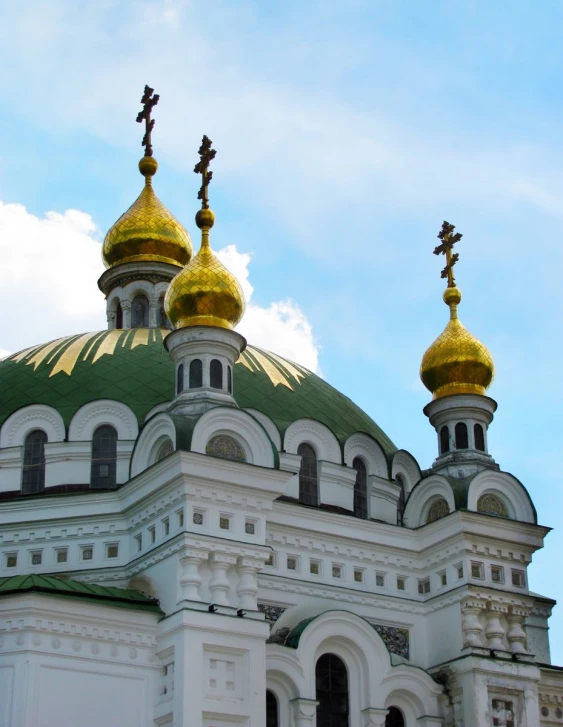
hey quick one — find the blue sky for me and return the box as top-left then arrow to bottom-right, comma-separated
1,0 -> 563,661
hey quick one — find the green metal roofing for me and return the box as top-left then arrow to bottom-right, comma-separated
0,574 -> 162,612
0,328 -> 396,455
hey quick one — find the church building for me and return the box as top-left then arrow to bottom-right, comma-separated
1,87 -> 562,727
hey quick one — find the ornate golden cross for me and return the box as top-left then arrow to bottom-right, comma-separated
433,221 -> 462,287
194,135 -> 216,209
136,85 -> 160,157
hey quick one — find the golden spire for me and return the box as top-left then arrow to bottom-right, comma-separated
420,221 -> 494,400
164,136 -> 245,330
101,85 -> 193,269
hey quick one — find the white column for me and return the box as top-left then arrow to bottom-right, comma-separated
178,549 -> 207,603
236,557 -> 261,611
291,698 -> 319,727
361,707 -> 389,726
485,604 -> 506,650
461,600 -> 485,648
506,608 -> 528,654
209,554 -> 236,607
149,296 -> 158,328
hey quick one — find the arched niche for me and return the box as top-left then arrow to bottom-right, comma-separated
284,419 -> 341,464
0,404 -> 65,448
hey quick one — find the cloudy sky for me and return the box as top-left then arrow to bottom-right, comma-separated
1,0 -> 563,659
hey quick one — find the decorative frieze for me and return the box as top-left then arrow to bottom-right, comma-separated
372,624 -> 410,660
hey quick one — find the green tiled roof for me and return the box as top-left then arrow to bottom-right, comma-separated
0,329 -> 396,455
0,574 -> 162,612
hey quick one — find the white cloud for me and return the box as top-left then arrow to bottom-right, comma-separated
0,202 -> 320,372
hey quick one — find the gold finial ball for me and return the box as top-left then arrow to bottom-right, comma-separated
139,156 -> 158,177
443,286 -> 461,307
195,208 -> 215,229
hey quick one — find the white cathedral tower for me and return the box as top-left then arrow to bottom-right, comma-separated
0,88 -> 562,727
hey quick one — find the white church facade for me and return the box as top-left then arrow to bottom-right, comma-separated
0,89 -> 562,727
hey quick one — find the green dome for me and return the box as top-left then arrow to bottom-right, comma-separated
0,329 -> 396,456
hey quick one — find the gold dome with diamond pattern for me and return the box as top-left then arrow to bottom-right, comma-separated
101,85 -> 193,269
101,156 -> 193,268
164,136 -> 245,330
420,222 -> 495,400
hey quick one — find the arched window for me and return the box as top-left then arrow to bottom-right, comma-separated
91,425 -> 117,489
386,706 -> 405,727
353,457 -> 368,519
206,435 -> 246,462
190,359 -> 203,388
227,365 -> 232,394
158,296 -> 171,329
455,422 -> 468,449
131,294 -> 149,328
396,473 -> 406,525
210,359 -> 223,389
426,497 -> 450,523
440,426 -> 450,454
474,423 -> 485,451
177,364 -> 184,394
116,302 -> 123,329
477,493 -> 509,518
316,653 -> 349,727
298,443 -> 318,507
266,690 -> 279,727
22,429 -> 47,494
156,439 -> 174,462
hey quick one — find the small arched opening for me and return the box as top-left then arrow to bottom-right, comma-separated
426,496 -> 450,524
189,359 -> 203,388
474,423 -> 485,451
210,359 -> 223,389
22,429 -> 47,494
455,422 -> 468,449
177,364 -> 184,394
440,425 -> 450,454
158,296 -> 171,329
91,425 -> 118,489
298,442 -> 318,507
386,706 -> 405,727
227,365 -> 232,394
353,456 -> 368,519
396,473 -> 406,525
116,302 -> 123,328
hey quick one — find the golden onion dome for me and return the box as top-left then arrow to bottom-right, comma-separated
164,207 -> 245,330
420,286 -> 494,400
102,156 -> 193,269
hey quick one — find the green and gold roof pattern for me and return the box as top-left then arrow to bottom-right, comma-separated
0,330 -> 396,454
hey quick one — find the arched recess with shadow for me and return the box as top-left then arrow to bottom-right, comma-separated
386,706 -> 405,726
266,689 -> 278,727
315,653 -> 349,727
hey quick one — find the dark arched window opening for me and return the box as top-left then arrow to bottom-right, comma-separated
266,690 -> 279,727
386,706 -> 405,727
158,296 -> 170,329
316,653 -> 349,727
177,364 -> 184,394
116,303 -> 123,328
227,365 -> 232,394
210,359 -> 223,389
455,422 -> 468,450
22,429 -> 47,494
189,359 -> 203,388
131,294 -> 149,328
91,425 -> 117,489
353,457 -> 368,519
298,443 -> 318,507
396,473 -> 405,526
474,423 -> 485,451
440,426 -> 450,454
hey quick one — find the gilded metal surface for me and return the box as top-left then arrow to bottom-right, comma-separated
420,286 -> 494,399
164,239 -> 245,329
421,221 -> 494,400
50,332 -> 100,377
165,135 -> 245,330
102,171 -> 193,269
